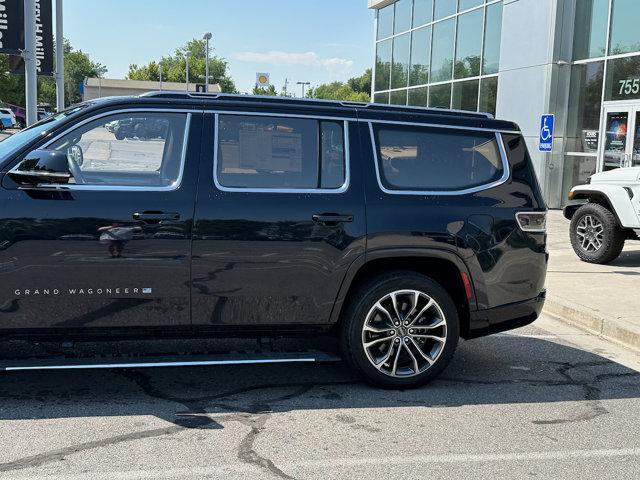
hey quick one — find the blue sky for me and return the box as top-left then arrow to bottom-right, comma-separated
63,0 -> 375,94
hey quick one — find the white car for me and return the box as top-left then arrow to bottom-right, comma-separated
564,167 -> 640,264
0,108 -> 16,130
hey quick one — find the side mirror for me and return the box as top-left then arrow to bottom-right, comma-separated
8,149 -> 71,186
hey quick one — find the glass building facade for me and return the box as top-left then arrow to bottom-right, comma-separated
373,0 -> 502,115
369,0 -> 640,208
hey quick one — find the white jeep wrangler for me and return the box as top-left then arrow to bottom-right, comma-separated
564,167 -> 640,264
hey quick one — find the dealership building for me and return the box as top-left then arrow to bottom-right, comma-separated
368,0 -> 640,208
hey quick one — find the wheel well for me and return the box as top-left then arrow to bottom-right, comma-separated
337,257 -> 471,337
570,193 -> 622,226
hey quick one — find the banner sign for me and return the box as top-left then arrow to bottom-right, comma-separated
0,0 -> 24,54
7,0 -> 53,76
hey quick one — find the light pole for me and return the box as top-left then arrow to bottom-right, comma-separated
185,52 -> 191,92
159,61 -> 163,91
203,32 -> 212,93
297,81 -> 310,98
55,0 -> 64,112
23,0 -> 37,126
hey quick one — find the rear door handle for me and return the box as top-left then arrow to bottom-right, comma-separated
312,214 -> 354,225
133,212 -> 180,222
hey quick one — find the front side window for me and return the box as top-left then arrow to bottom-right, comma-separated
48,111 -> 188,188
216,115 -> 346,191
373,124 -> 504,192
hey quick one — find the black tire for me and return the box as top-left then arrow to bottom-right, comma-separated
340,271 -> 459,389
570,203 -> 625,264
114,129 -> 125,140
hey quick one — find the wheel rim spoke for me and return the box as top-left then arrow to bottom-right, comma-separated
362,289 -> 447,378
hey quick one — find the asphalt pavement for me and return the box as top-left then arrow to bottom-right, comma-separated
0,315 -> 638,480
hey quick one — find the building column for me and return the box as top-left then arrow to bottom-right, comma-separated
496,0 -> 574,208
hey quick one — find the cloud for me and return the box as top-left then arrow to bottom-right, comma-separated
232,50 -> 354,76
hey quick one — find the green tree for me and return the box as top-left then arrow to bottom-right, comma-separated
252,84 -> 278,96
307,70 -> 372,102
0,39 -> 106,108
128,39 -> 236,93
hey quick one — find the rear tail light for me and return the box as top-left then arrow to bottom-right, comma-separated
516,212 -> 547,233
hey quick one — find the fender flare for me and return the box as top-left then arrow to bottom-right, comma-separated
328,248 -> 480,325
566,185 -> 639,228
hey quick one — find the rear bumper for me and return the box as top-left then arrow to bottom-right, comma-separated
464,290 -> 546,339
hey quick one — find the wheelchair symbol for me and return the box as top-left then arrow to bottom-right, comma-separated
541,118 -> 552,141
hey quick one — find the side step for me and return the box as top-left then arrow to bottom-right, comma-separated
0,350 -> 341,372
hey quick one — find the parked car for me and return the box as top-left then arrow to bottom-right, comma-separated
0,108 -> 16,130
113,117 -> 168,140
565,168 -> 640,264
0,93 -> 548,388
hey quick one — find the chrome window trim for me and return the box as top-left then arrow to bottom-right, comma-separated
366,117 -> 518,134
212,112 -> 351,194
24,109 -> 195,192
368,121 -> 510,196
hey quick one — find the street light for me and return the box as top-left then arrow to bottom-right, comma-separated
203,32 -> 212,93
297,81 -> 310,98
185,52 -> 191,92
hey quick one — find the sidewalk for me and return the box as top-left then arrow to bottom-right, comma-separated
544,210 -> 640,351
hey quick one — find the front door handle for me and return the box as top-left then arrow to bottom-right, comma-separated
312,213 -> 354,225
133,212 -> 180,222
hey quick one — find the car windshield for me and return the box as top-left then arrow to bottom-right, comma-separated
0,105 -> 89,163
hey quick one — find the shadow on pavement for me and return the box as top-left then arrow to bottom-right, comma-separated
0,333 -> 638,429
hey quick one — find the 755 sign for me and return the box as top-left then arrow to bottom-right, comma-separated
619,78 -> 640,96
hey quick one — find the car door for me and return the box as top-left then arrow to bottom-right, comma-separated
0,108 -> 202,331
191,109 -> 366,326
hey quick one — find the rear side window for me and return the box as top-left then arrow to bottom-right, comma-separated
216,115 -> 346,190
372,124 -> 505,192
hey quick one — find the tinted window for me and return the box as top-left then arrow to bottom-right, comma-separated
373,124 -> 504,192
482,2 -> 503,75
609,0 -> 640,55
391,33 -> 411,89
454,8 -> 483,79
375,39 -> 393,91
410,26 -> 431,86
413,0 -> 433,27
216,115 -> 346,190
377,4 -> 394,39
49,112 -> 188,188
573,0 -> 608,60
394,0 -> 413,34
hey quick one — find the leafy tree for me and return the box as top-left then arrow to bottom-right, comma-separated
252,84 -> 278,96
347,69 -> 372,95
0,39 -> 106,108
128,39 -> 236,93
307,74 -> 371,103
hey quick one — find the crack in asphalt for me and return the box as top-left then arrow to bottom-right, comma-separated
0,360 -> 637,475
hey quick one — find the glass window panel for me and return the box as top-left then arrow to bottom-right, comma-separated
391,33 -> 411,89
609,0 -> 640,55
413,0 -> 433,27
428,83 -> 452,108
431,18 -> 455,82
479,76 -> 498,116
573,0 -> 609,60
374,124 -> 504,191
434,0 -> 456,20
604,56 -> 640,101
216,116 -> 345,190
455,8 -> 483,79
390,89 -> 408,105
408,86 -> 429,106
377,5 -> 394,40
374,92 -> 390,104
566,61 -> 604,153
394,0 -> 413,34
483,2 -> 503,75
459,0 -> 483,11
49,112 -> 187,188
452,79 -> 480,111
375,39 -> 393,92
410,26 -> 431,86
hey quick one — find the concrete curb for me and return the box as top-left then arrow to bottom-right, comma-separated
544,295 -> 640,352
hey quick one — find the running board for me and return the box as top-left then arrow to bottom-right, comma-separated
0,350 -> 341,372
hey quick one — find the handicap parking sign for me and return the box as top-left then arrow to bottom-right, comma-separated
539,114 -> 554,152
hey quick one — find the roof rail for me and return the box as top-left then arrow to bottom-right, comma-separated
137,91 -> 493,118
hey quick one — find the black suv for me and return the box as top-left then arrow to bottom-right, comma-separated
0,93 -> 547,388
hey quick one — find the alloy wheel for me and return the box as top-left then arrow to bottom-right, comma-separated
361,289 -> 447,378
576,215 -> 604,252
